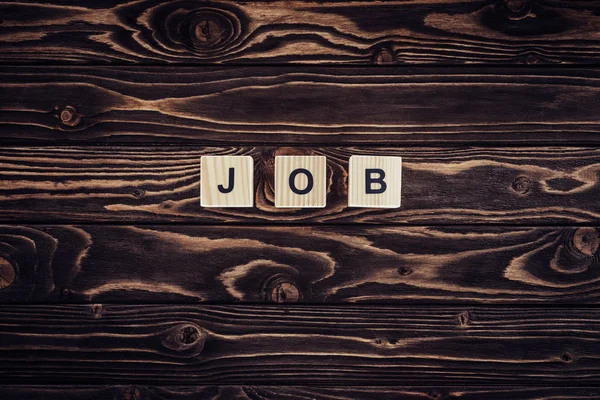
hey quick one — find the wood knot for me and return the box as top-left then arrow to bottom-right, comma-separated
264,274 -> 301,303
500,0 -> 533,20
58,106 -> 81,127
503,0 -> 531,14
525,53 -> 541,64
179,326 -> 200,344
194,19 -> 224,46
271,282 -> 300,303
132,188 -> 146,199
120,386 -> 143,400
511,176 -> 531,195
373,48 -> 395,65
457,311 -> 471,328
374,336 -> 398,348
486,0 -> 565,36
162,323 -> 207,356
428,391 -> 444,400
159,200 -> 176,209
551,228 -> 598,274
0,256 -> 16,290
397,266 -> 413,276
561,352 -> 574,363
573,228 -> 599,257
176,7 -> 243,54
91,304 -> 104,319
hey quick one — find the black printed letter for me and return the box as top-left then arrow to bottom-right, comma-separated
289,168 -> 314,195
365,168 -> 387,194
218,168 -> 235,193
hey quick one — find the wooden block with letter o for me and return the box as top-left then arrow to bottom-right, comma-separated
201,156 -> 254,207
349,155 -> 402,208
275,156 -> 327,208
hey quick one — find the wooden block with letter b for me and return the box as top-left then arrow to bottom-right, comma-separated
201,156 -> 254,207
349,155 -> 402,208
275,156 -> 327,208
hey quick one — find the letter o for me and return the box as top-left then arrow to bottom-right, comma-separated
289,168 -> 314,195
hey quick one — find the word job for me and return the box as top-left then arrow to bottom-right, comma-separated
201,155 -> 402,208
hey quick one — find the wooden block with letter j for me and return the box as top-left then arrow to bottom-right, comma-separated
275,156 -> 327,208
201,156 -> 254,207
349,155 -> 402,208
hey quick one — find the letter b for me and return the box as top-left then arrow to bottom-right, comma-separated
365,168 -> 387,194
348,156 -> 402,208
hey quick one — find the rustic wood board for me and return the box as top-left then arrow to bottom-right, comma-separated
2,67 -> 600,144
0,305 -> 598,385
1,0 -> 599,65
2,0 -> 600,396
1,385 -> 599,399
2,146 -> 600,224
2,224 -> 600,304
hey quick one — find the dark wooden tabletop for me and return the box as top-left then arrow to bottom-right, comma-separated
1,0 -> 600,399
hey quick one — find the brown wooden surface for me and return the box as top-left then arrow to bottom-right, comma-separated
2,385 -> 599,399
3,0 -> 600,394
3,224 -> 600,304
2,146 -> 600,224
0,305 -> 598,385
2,67 -> 600,144
1,0 -> 599,65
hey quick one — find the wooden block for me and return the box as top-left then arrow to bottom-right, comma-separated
200,156 -> 254,207
275,156 -> 326,208
349,156 -> 402,208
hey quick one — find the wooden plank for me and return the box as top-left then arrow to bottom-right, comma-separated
0,305 -> 599,384
2,224 -> 600,304
1,385 -> 599,400
2,146 -> 600,224
2,67 -> 600,144
1,0 -> 599,65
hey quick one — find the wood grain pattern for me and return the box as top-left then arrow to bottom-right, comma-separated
4,0 -> 599,394
1,0 -> 600,65
2,385 -> 599,399
2,67 -> 600,144
3,146 -> 600,224
2,224 -> 600,304
0,305 -> 599,385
